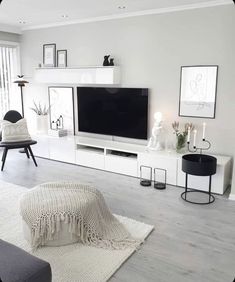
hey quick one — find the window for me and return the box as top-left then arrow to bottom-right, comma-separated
0,42 -> 20,118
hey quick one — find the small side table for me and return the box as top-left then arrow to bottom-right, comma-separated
181,154 -> 217,205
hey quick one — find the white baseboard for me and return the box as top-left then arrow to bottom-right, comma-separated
229,194 -> 235,201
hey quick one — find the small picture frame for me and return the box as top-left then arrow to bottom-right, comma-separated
179,65 -> 218,119
43,44 -> 56,67
57,50 -> 67,68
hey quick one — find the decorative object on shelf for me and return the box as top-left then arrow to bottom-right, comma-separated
51,120 -> 57,130
109,58 -> 114,66
103,55 -> 110,66
154,168 -> 167,190
172,121 -> 194,153
147,112 -> 163,151
30,101 -> 50,134
48,87 -> 75,135
13,75 -> 29,117
187,122 -> 211,154
181,154 -> 217,204
51,115 -> 64,130
59,115 -> 64,128
140,165 -> 152,187
179,65 -> 218,118
48,129 -> 68,137
57,50 -> 67,67
43,43 -> 56,67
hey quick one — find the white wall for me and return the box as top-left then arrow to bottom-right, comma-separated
0,31 -> 20,42
20,5 -> 235,192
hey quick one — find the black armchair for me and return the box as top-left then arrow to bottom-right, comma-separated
0,110 -> 38,171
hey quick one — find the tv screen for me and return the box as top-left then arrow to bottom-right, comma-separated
77,87 -> 148,139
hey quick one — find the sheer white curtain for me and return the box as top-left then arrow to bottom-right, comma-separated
0,45 -> 19,119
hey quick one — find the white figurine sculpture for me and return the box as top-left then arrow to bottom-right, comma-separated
147,112 -> 163,151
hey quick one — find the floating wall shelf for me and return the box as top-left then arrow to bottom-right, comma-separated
34,66 -> 121,85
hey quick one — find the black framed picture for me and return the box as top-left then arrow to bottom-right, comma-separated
48,87 -> 75,135
57,50 -> 67,68
179,65 -> 218,119
43,44 -> 56,67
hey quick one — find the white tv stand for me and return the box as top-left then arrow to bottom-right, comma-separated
33,135 -> 232,195
75,136 -> 145,177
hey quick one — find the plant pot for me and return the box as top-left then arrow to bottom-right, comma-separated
36,115 -> 48,134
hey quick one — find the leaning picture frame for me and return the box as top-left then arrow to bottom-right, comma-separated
179,65 -> 218,119
43,44 -> 56,67
57,50 -> 67,67
48,87 -> 75,135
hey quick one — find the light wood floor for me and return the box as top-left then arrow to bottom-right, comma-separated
0,150 -> 235,282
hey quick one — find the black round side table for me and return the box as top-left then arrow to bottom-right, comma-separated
181,154 -> 217,205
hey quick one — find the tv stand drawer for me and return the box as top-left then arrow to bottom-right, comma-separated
105,155 -> 138,177
75,150 -> 105,170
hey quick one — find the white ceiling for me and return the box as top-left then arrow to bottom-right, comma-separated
0,0 -> 232,33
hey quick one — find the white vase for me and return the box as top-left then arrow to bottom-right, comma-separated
36,115 -> 48,134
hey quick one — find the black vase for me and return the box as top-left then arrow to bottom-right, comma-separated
103,55 -> 110,66
109,58 -> 114,66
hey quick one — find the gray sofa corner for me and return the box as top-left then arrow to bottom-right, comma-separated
0,239 -> 52,282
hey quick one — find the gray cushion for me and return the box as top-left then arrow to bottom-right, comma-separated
0,239 -> 52,282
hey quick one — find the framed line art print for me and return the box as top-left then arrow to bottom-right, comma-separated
43,44 -> 56,67
48,87 -> 75,135
179,65 -> 218,119
57,50 -> 67,68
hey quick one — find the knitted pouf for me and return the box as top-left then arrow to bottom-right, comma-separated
20,182 -> 139,250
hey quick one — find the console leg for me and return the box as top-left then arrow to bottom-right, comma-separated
208,175 -> 212,203
27,146 -> 38,167
25,148 -> 30,159
185,173 -> 188,200
1,148 -> 8,171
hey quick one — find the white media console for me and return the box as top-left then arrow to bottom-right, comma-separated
33,135 -> 232,195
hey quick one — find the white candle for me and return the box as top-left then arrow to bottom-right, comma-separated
193,129 -> 197,147
187,127 -> 191,143
202,122 -> 206,140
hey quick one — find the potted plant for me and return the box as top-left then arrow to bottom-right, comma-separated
172,122 -> 194,153
30,101 -> 50,134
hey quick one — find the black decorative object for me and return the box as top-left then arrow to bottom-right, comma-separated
181,154 -> 217,204
109,58 -> 114,66
59,115 -> 64,128
103,55 -> 110,66
154,168 -> 167,190
140,165 -> 152,186
43,44 -> 56,67
13,75 -> 29,117
187,138 -> 211,154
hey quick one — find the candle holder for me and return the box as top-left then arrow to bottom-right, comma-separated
187,138 -> 211,154
140,166 -> 152,186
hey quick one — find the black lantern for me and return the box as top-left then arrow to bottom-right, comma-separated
154,168 -> 167,190
140,165 -> 152,186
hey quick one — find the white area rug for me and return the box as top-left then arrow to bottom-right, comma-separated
0,180 -> 154,282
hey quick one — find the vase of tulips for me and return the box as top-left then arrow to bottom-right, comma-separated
172,122 -> 194,153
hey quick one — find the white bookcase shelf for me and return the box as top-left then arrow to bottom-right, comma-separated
33,135 -> 232,195
34,66 -> 121,84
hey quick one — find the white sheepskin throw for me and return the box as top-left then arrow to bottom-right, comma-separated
20,182 -> 140,250
1,118 -> 31,142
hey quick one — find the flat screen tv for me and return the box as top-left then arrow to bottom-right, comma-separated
77,87 -> 148,139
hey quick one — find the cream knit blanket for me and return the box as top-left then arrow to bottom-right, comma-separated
20,182 -> 139,250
